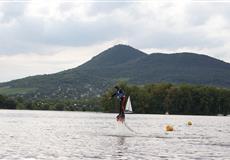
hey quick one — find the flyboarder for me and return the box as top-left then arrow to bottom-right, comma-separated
111,86 -> 126,122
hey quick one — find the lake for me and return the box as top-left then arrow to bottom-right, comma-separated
0,110 -> 229,160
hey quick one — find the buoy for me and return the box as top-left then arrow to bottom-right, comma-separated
187,121 -> 192,126
165,125 -> 174,131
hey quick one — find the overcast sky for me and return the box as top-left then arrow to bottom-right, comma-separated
0,0 -> 230,82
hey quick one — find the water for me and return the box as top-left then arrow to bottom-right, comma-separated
0,110 -> 229,160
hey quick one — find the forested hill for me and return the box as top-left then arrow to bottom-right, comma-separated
0,44 -> 230,99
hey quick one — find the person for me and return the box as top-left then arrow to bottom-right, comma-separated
111,86 -> 126,121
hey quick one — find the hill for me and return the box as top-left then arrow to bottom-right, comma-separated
0,44 -> 230,99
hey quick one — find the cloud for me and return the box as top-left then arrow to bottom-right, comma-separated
0,1 -> 229,54
0,2 -> 26,23
0,1 -> 128,55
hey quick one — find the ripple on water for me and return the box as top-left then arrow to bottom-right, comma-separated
0,110 -> 230,160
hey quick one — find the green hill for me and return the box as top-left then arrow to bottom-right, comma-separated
0,44 -> 230,99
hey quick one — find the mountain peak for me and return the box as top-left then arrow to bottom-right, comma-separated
101,44 -> 145,55
109,44 -> 135,50
81,44 -> 147,68
111,43 -> 130,47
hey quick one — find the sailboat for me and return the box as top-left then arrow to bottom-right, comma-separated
125,96 -> 133,113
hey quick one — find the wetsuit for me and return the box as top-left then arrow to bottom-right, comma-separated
112,88 -> 126,118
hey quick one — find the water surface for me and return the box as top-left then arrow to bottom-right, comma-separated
0,110 -> 229,160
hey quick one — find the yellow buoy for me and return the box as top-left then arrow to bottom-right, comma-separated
165,125 -> 174,131
187,121 -> 192,126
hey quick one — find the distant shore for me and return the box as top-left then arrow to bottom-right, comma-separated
1,83 -> 230,116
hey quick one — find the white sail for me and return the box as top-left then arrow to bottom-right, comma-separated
125,96 -> 133,113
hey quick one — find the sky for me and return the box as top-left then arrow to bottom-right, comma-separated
0,0 -> 230,82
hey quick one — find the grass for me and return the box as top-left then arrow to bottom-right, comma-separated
0,87 -> 37,95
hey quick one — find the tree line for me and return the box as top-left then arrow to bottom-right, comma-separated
1,83 -> 230,115
101,83 -> 230,115
0,94 -> 100,111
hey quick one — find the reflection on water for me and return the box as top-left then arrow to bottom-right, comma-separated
117,136 -> 125,146
115,137 -> 126,159
0,110 -> 229,160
